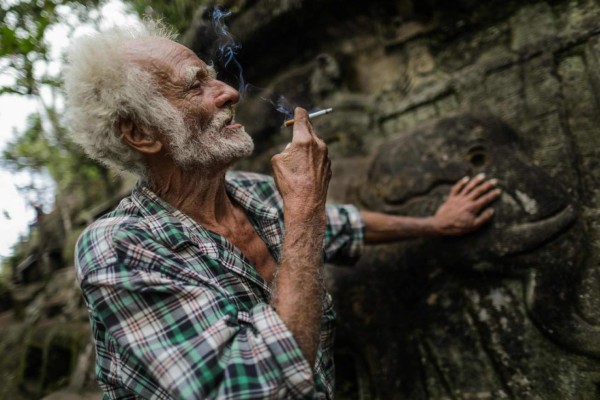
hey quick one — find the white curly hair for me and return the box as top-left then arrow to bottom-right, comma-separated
63,20 -> 183,178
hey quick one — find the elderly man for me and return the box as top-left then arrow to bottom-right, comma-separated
65,21 -> 500,400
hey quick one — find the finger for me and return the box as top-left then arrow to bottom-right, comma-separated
468,178 -> 499,200
462,173 -> 487,195
317,136 -> 328,153
451,176 -> 470,195
274,142 -> 293,159
271,153 -> 283,167
291,107 -> 312,144
474,208 -> 495,227
473,188 -> 502,211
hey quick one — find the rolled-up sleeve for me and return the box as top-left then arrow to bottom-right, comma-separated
323,204 -> 365,264
83,267 -> 315,400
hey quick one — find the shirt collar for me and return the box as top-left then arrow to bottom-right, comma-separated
224,179 -> 279,221
225,177 -> 283,257
130,177 -> 281,251
130,181 -> 198,249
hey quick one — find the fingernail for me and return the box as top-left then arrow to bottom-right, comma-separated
489,178 -> 499,185
462,176 -> 470,182
476,172 -> 486,179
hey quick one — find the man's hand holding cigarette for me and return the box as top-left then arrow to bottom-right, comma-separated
272,107 -> 331,221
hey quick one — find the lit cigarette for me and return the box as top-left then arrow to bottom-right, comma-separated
283,108 -> 333,127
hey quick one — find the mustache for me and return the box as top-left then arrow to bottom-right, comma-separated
189,106 -> 236,134
212,106 -> 235,127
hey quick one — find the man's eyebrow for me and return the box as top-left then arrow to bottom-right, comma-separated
182,65 -> 218,89
206,65 -> 217,79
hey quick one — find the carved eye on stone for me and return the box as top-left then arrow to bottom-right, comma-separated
466,145 -> 489,167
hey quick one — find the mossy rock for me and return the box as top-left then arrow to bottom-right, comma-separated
19,322 -> 91,398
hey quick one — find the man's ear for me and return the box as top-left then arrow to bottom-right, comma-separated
118,117 -> 163,154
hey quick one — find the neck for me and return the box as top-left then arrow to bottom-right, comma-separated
147,158 -> 236,229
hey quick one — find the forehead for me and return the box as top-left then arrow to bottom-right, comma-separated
124,38 -> 209,82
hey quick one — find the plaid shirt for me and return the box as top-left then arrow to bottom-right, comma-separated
76,171 -> 364,400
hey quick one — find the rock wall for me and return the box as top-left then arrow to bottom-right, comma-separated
186,0 -> 600,398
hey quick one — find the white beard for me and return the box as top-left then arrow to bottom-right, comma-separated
168,108 -> 254,170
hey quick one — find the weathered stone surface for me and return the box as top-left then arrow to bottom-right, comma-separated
510,2 -> 557,51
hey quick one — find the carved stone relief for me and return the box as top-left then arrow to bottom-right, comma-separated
327,113 -> 600,399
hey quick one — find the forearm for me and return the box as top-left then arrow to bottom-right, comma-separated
361,210 -> 440,244
272,217 -> 326,368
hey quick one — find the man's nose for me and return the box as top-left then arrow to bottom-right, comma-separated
214,81 -> 239,108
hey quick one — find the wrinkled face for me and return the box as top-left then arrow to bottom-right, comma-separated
127,38 -> 254,169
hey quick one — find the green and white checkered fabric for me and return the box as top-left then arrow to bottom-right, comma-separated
76,171 -> 364,399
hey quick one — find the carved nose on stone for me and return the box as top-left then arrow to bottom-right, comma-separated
490,204 -> 577,257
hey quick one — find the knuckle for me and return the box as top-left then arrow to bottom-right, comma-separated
320,142 -> 329,154
296,137 -> 311,146
271,154 -> 284,165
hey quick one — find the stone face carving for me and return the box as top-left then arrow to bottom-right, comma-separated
362,113 -> 577,263
328,113 -> 600,399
